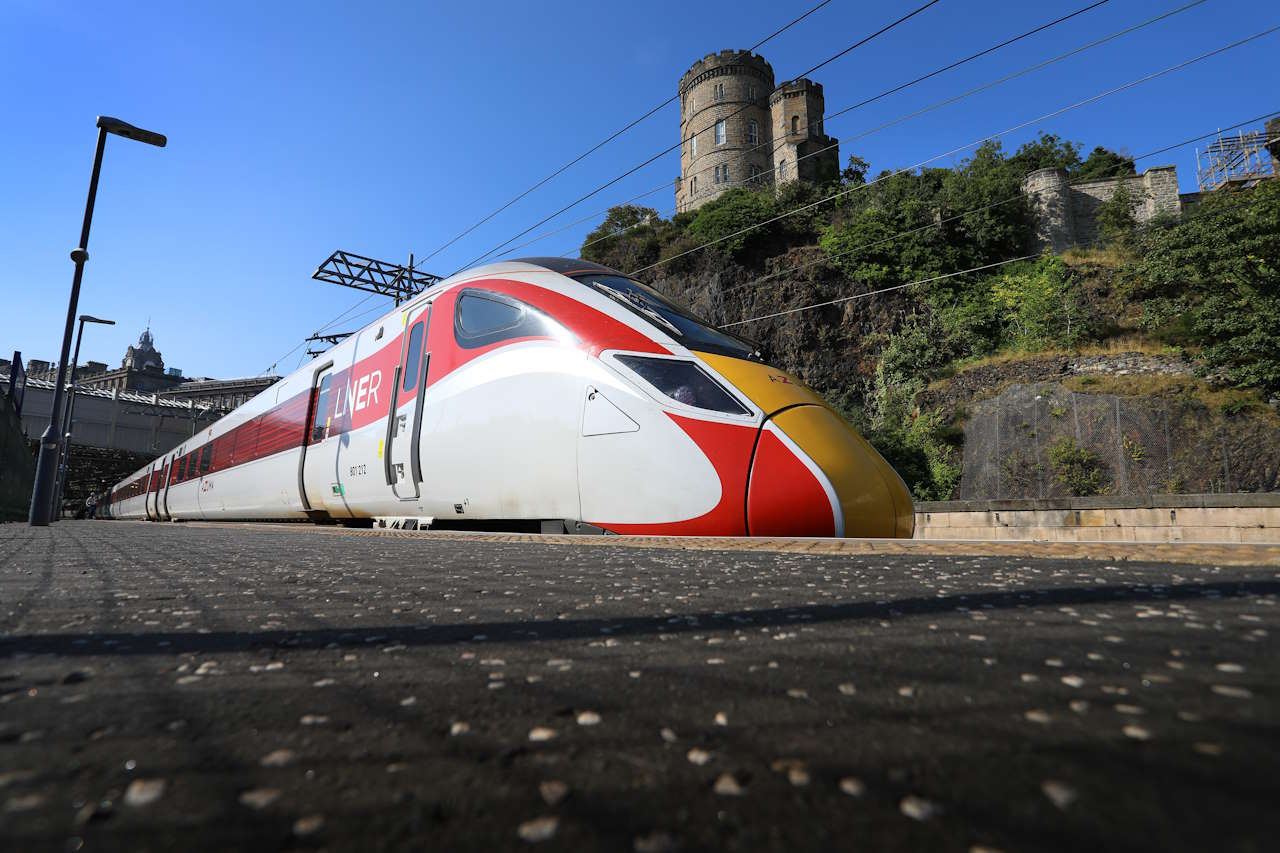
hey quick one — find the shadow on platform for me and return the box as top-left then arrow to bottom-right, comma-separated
3,579 -> 1276,659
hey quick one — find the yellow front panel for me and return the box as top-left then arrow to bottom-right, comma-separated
770,406 -> 905,538
699,352 -> 916,539
698,352 -> 827,416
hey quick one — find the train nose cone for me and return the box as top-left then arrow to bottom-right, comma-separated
695,353 -> 915,539
750,405 -> 914,538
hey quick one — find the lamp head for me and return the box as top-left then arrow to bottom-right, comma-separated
79,315 -> 115,326
96,116 -> 166,148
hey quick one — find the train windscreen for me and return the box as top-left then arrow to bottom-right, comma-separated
572,274 -> 759,360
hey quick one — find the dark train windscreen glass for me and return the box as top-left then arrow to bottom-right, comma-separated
572,274 -> 759,360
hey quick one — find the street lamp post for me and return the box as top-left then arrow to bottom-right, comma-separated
50,314 -> 115,518
29,116 -> 165,526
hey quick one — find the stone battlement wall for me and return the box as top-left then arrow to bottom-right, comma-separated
678,50 -> 774,95
1023,165 -> 1183,253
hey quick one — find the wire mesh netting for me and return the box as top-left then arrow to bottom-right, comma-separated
957,383 -> 1262,499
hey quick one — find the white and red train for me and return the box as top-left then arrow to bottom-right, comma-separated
101,258 -> 913,537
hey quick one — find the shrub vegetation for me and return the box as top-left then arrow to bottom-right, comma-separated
577,131 -> 1279,498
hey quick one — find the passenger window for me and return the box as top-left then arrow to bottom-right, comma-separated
311,374 -> 332,442
458,294 -> 522,335
402,322 -> 424,393
453,290 -> 570,350
199,444 -> 212,475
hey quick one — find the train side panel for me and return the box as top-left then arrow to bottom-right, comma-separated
413,342 -> 585,522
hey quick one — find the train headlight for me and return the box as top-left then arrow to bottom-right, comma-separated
614,355 -> 750,415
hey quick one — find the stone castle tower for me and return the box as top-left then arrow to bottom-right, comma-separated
675,50 -> 839,213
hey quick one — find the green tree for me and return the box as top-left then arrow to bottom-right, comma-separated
852,365 -> 962,501
1009,132 -> 1083,176
1095,182 -> 1139,249
581,205 -> 666,270
1128,181 -> 1280,391
1076,146 -> 1136,181
683,188 -> 779,259
819,167 -> 956,284
989,255 -> 1086,349
939,140 -> 1034,268
841,153 -> 870,186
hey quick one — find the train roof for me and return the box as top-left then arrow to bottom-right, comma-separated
511,257 -> 626,279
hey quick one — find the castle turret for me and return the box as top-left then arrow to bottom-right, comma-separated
675,50 -> 775,213
1022,167 -> 1077,253
769,79 -> 839,187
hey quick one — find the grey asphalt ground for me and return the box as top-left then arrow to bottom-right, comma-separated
0,521 -> 1276,852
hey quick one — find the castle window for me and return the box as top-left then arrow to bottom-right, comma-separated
723,164 -> 729,183
691,133 -> 697,157
713,83 -> 725,101
748,85 -> 757,101
715,120 -> 725,145
791,115 -> 799,135
713,165 -> 720,184
778,159 -> 787,179
747,120 -> 759,146
691,176 -> 697,194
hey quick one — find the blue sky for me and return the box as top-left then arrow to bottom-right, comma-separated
1,0 -> 1275,379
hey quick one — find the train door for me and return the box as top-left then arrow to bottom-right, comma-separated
385,304 -> 431,500
160,451 -> 177,519
301,362 -> 345,516
145,461 -> 164,521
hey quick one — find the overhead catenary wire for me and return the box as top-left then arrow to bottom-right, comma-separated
455,0 -> 945,273
265,102 -> 1277,378
412,0 -> 837,267
623,24 -> 1280,279
743,0 -> 1215,202
479,0 -> 1122,264
723,256 -> 1040,327
256,107 -> 1277,378
260,290 -> 379,376
726,128 -> 1279,330
560,0 -> 1209,262
722,109 -> 1280,298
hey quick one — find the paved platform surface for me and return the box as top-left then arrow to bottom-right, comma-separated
1,521 -> 1277,852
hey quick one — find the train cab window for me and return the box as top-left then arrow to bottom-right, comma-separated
402,322 -> 424,393
615,355 -> 750,415
454,291 -> 569,350
573,273 -> 759,360
311,374 -> 332,442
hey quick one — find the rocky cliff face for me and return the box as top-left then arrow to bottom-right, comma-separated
954,380 -> 1280,499
918,353 -> 1197,414
649,246 -> 911,401
649,259 -> 1280,498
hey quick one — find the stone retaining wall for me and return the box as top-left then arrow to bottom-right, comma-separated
915,493 -> 1280,543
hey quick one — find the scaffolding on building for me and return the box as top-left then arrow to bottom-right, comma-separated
1195,125 -> 1276,191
